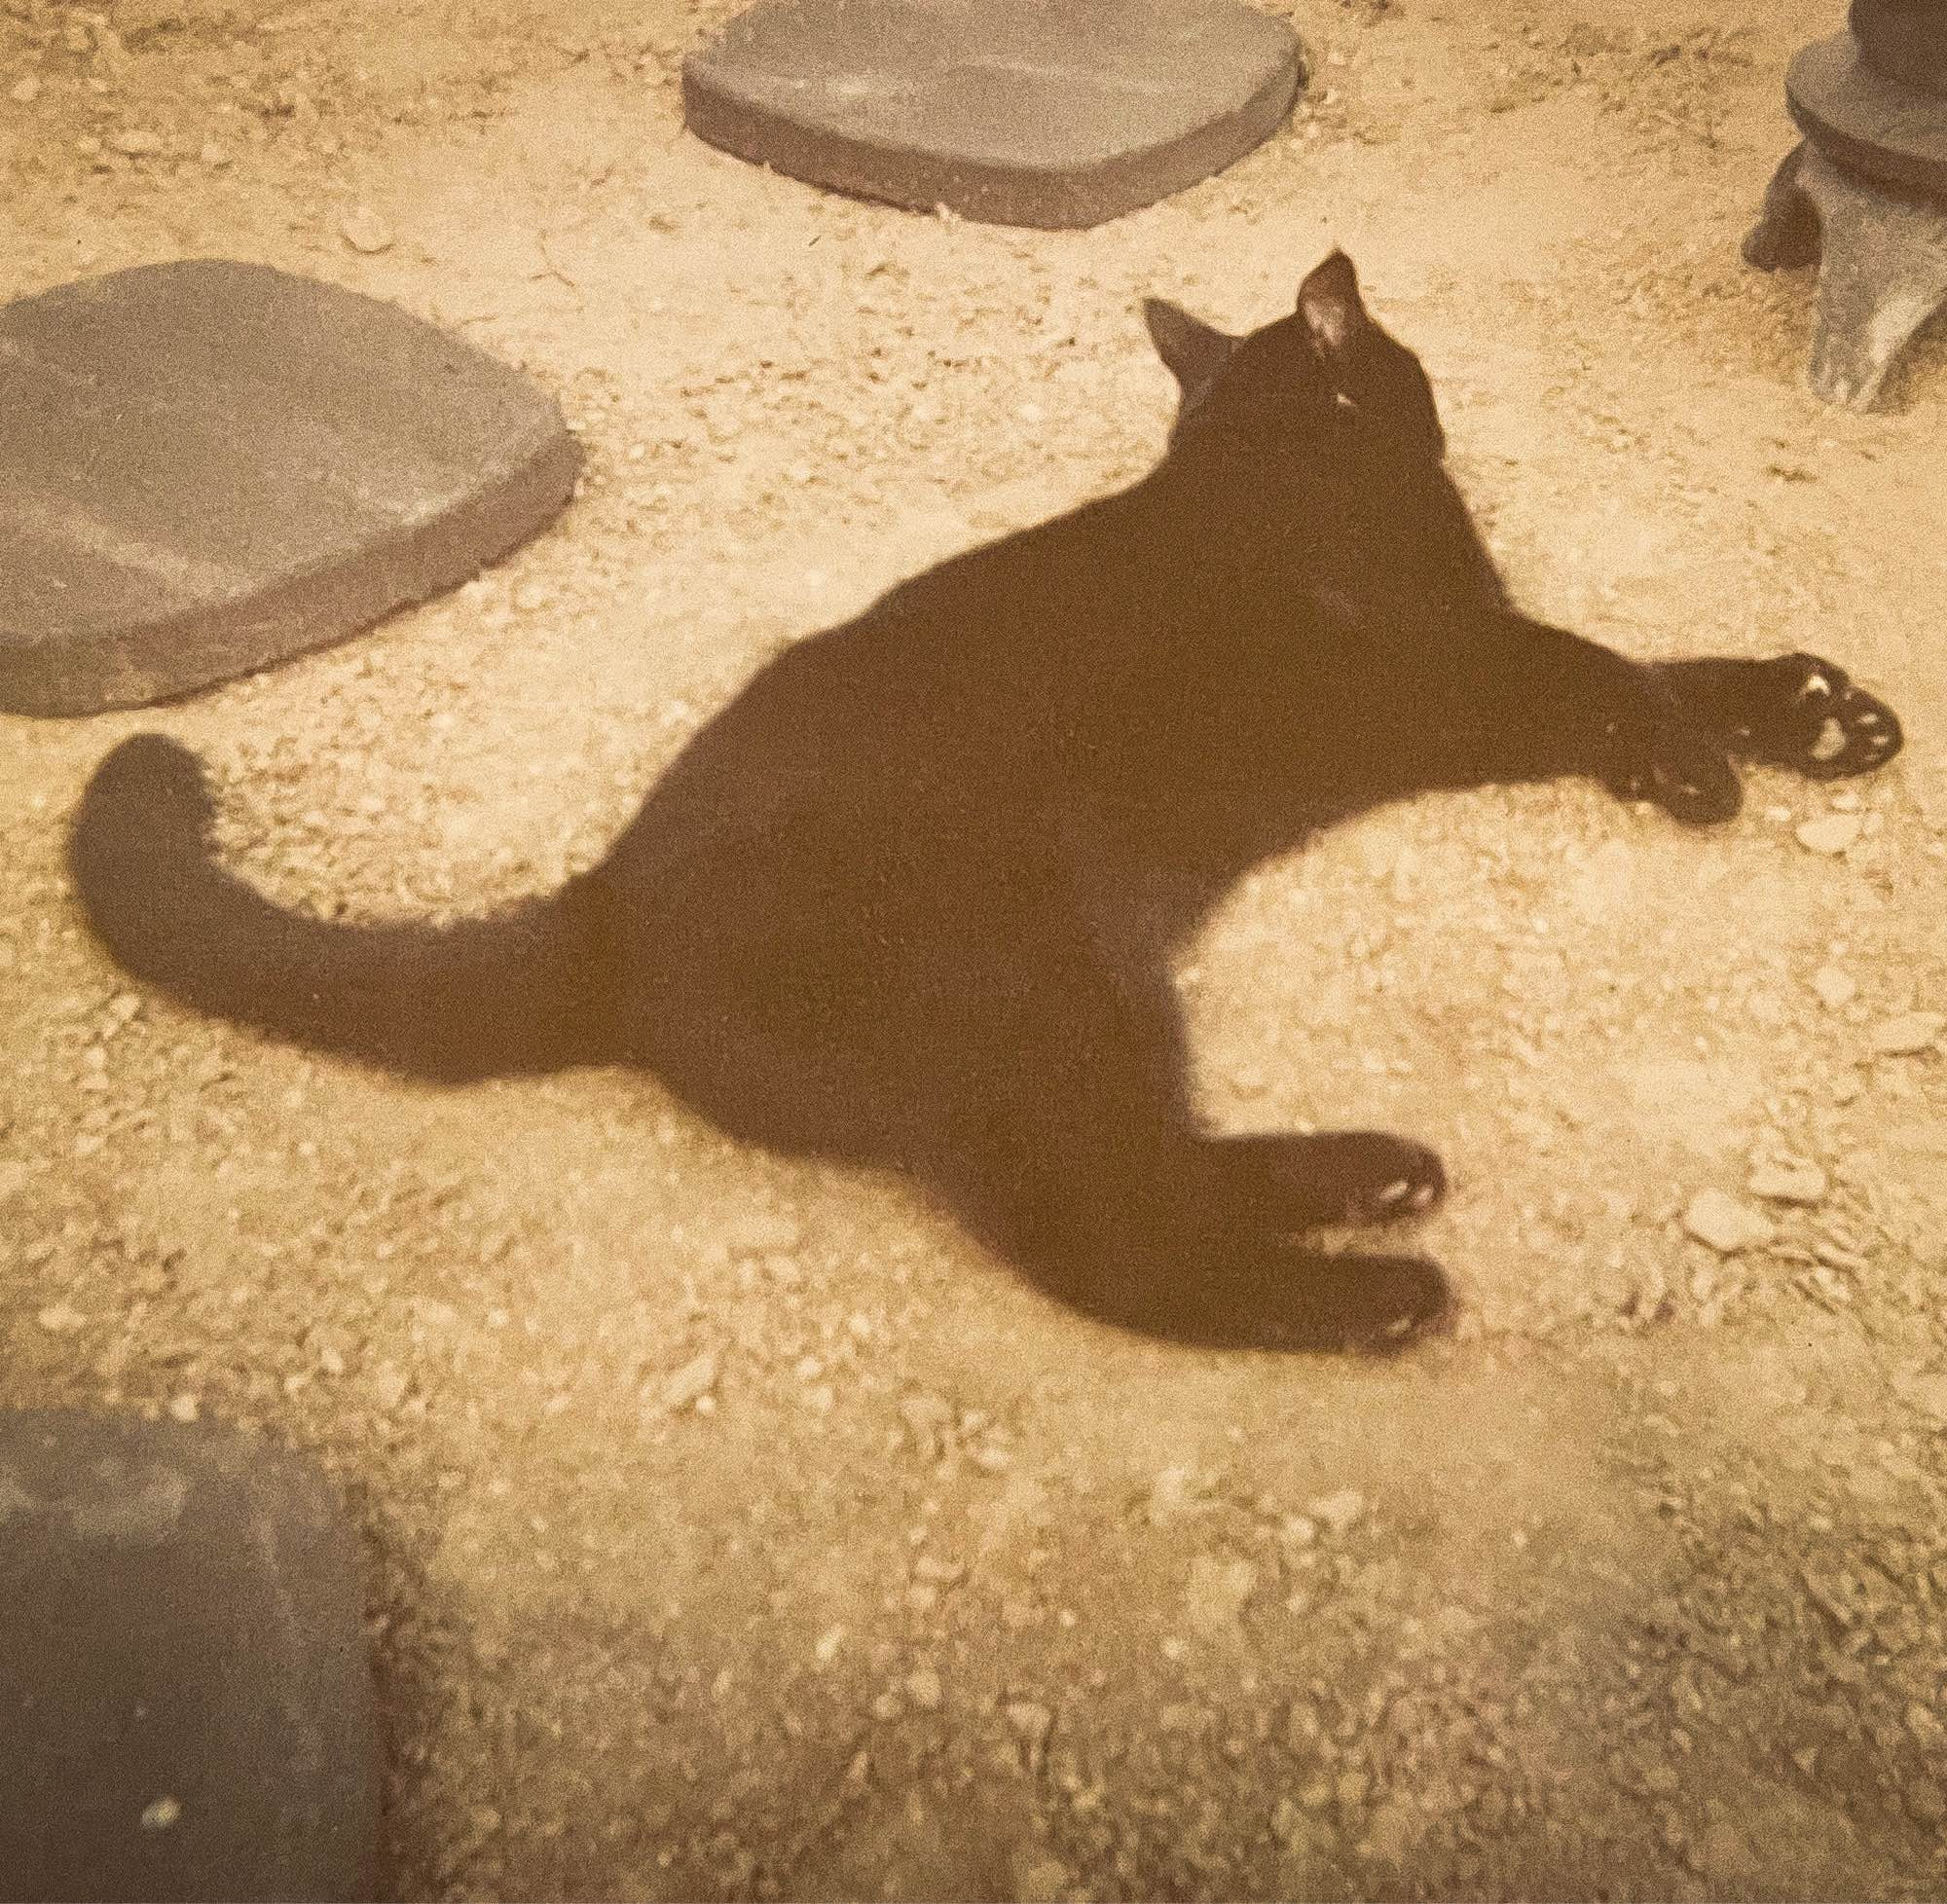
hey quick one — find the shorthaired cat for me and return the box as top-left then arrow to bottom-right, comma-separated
69,252 -> 1904,1352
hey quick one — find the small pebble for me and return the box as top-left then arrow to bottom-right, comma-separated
1746,1159 -> 1828,1205
661,1348 -> 718,1412
1014,1855 -> 1071,1904
339,205 -> 394,254
166,1393 -> 201,1424
903,1665 -> 942,1710
11,74 -> 42,104
369,1364 -> 410,1410
109,127 -> 164,156
36,1302 -> 87,1335
1811,966 -> 1857,1010
1871,1011 -> 1944,1056
1682,1189 -> 1776,1255
1308,1487 -> 1367,1535
1796,814 -> 1861,855
1004,1700 -> 1054,1757
1185,1554 -> 1259,1631
139,1796 -> 181,1831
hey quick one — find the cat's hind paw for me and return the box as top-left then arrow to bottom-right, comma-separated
1216,1129 -> 1446,1228
1287,1251 -> 1455,1355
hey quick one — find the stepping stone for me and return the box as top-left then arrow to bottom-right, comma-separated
682,0 -> 1304,230
0,1409 -> 381,1902
1745,35 -> 1947,410
0,260 -> 580,717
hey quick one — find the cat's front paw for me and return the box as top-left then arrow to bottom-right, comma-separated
1602,714 -> 1743,825
1734,653 -> 1903,781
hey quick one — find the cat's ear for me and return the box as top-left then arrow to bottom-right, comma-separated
1297,250 -> 1368,361
1142,297 -> 1238,406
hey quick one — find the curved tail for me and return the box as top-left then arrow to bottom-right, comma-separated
67,734 -> 611,1083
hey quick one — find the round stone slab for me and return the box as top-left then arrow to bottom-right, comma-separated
0,1409 -> 380,1901
0,260 -> 580,717
1788,30 -> 1947,200
681,0 -> 1304,230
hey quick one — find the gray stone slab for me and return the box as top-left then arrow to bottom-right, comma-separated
0,1409 -> 380,1902
682,0 -> 1304,229
0,260 -> 580,717
1788,29 -> 1947,199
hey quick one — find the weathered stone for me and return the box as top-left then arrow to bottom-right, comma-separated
0,1409 -> 379,1900
1789,31 -> 1947,199
1745,128 -> 1947,413
0,261 -> 579,714
683,0 -> 1304,230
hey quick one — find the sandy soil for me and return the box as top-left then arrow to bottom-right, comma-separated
5,0 -> 1947,1895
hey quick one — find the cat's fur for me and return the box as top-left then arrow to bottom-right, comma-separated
69,252 -> 1904,1353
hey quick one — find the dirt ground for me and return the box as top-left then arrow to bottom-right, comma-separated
5,0 -> 1947,1895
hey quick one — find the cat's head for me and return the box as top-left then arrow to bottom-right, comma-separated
1144,251 -> 1445,458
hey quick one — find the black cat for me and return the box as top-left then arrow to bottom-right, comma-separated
68,252 -> 1904,1354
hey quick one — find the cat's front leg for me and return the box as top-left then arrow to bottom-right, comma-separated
1488,617 -> 1744,824
1653,653 -> 1904,782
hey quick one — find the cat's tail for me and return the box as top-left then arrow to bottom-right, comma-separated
67,734 -> 611,1083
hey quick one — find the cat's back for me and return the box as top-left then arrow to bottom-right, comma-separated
607,576 -> 1032,883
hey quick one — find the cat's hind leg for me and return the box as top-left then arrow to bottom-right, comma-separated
918,928 -> 1453,1354
1655,653 -> 1903,782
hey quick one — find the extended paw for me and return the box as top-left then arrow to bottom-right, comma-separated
1216,1129 -> 1447,1229
1602,714 -> 1743,825
1730,653 -> 1903,781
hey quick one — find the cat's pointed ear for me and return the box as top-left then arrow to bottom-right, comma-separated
1142,297 -> 1238,405
1297,250 -> 1368,360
